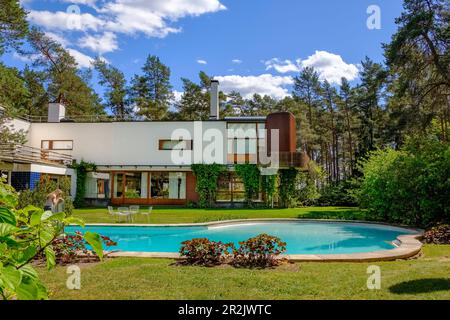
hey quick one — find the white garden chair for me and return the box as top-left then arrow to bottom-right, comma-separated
117,206 -> 131,223
140,206 -> 152,223
108,206 -> 119,223
129,205 -> 140,222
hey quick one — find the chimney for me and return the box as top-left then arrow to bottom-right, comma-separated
48,103 -> 66,123
210,80 -> 219,120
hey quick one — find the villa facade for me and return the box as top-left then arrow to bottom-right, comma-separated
0,81 -> 308,206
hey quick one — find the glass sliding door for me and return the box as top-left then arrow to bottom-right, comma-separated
113,173 -> 124,198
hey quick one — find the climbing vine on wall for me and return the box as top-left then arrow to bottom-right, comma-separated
72,160 -> 96,208
191,163 -> 226,208
278,168 -> 298,208
261,174 -> 277,208
234,164 -> 261,207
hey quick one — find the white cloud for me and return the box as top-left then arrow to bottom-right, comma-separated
44,31 -> 69,47
264,58 -> 300,73
78,32 -> 118,54
232,59 -> 242,64
300,51 -> 359,84
27,0 -> 226,54
28,10 -> 104,32
197,59 -> 207,65
66,48 -> 95,68
264,51 -> 359,84
214,74 -> 293,99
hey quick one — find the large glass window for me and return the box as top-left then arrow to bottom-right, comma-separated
151,172 -> 169,199
159,140 -> 192,150
41,140 -> 73,150
124,172 -> 142,199
113,173 -> 124,198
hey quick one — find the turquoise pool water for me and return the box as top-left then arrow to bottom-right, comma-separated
65,221 -> 416,255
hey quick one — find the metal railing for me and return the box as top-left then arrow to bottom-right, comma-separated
227,151 -> 310,169
0,144 -> 73,166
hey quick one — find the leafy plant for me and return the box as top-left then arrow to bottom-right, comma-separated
191,164 -> 226,208
232,234 -> 286,268
234,164 -> 260,207
71,160 -> 96,208
358,136 -> 450,227
278,168 -> 298,208
52,231 -> 117,265
0,178 -> 104,300
261,174 -> 277,208
179,238 -> 234,266
423,224 -> 450,245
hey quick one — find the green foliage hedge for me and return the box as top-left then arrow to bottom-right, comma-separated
358,137 -> 449,227
234,164 -> 260,207
72,160 -> 96,208
191,163 -> 226,208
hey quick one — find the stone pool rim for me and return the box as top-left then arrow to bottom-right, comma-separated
71,219 -> 424,262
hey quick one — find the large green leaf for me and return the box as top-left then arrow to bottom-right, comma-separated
19,264 -> 39,280
41,211 -> 65,222
30,211 -> 43,226
0,223 -> 19,237
15,277 -> 39,300
44,246 -> 56,270
0,265 -> 22,291
84,231 -> 104,260
0,207 -> 16,225
64,216 -> 85,227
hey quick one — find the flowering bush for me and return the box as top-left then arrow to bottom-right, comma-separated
52,231 -> 117,264
232,234 -> 287,268
423,224 -> 450,244
179,238 -> 234,266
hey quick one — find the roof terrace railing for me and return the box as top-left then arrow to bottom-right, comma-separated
0,144 -> 73,166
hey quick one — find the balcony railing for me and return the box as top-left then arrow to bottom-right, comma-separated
0,144 -> 73,166
227,151 -> 310,169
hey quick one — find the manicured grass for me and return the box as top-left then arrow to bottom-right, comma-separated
38,245 -> 450,300
73,206 -> 367,224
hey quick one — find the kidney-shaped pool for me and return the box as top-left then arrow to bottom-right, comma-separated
66,221 -> 420,255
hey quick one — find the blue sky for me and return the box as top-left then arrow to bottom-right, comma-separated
5,0 -> 404,99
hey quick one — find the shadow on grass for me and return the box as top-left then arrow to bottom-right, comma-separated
389,278 -> 450,294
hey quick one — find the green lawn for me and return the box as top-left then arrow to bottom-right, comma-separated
73,206 -> 367,224
39,245 -> 450,300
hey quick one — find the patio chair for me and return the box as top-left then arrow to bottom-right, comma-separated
129,205 -> 140,222
140,206 -> 153,223
108,206 -> 119,223
117,206 -> 131,223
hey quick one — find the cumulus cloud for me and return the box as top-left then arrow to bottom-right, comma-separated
300,50 -> 359,84
78,32 -> 118,54
28,10 -> 104,32
264,58 -> 300,73
232,59 -> 242,64
28,0 -> 225,38
214,74 -> 293,99
197,59 -> 207,65
264,51 -> 359,84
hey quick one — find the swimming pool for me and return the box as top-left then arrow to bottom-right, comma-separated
66,220 -> 419,255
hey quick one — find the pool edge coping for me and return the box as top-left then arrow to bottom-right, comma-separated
79,218 -> 424,262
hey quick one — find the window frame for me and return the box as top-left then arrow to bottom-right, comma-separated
41,140 -> 73,151
158,139 -> 193,151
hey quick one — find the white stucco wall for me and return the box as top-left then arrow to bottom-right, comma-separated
4,118 -> 31,141
27,121 -> 229,166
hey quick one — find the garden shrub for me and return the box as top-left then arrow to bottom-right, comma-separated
72,160 -> 96,208
318,179 -> 359,207
261,174 -> 277,208
423,224 -> 450,244
52,231 -> 117,264
358,136 -> 449,227
179,238 -> 234,266
232,234 -> 287,268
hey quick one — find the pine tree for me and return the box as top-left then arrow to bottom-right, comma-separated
93,58 -> 133,120
130,55 -> 173,120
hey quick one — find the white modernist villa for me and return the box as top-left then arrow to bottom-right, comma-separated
0,81 -> 308,206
